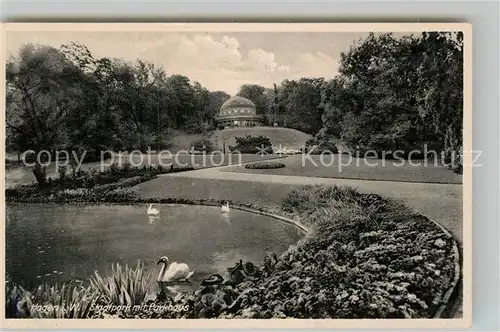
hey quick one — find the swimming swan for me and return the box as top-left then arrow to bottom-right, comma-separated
157,256 -> 194,284
221,202 -> 230,213
147,204 -> 160,216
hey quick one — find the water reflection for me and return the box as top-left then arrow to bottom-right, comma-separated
220,213 -> 231,225
148,215 -> 160,224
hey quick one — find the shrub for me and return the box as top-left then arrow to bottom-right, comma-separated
245,162 -> 286,169
231,135 -> 272,154
191,137 -> 215,153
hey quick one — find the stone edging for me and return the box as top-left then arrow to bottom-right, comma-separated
426,217 -> 462,318
228,205 -> 309,234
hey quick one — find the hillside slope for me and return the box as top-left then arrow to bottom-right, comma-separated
211,127 -> 312,150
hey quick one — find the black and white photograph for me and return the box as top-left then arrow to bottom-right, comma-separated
2,23 -> 471,328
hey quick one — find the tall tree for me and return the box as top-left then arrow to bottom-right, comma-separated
207,91 -> 230,128
6,44 -> 84,187
317,31 -> 463,164
237,84 -> 268,123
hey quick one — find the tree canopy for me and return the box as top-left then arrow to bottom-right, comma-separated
6,31 -> 464,188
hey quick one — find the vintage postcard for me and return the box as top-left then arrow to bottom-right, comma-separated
1,23 -> 472,329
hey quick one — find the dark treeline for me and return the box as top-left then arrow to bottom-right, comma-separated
6,31 -> 463,187
6,42 -> 230,154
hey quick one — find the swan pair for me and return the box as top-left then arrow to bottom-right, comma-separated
150,203 -> 229,214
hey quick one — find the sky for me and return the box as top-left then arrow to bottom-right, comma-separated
5,30 -> 376,95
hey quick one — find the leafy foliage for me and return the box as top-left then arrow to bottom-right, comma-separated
304,137 -> 339,155
318,32 -> 463,169
245,162 -> 286,169
231,135 -> 272,154
89,262 -> 151,307
237,84 -> 269,124
6,278 -> 101,318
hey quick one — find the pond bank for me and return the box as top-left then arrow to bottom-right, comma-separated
6,184 -> 461,319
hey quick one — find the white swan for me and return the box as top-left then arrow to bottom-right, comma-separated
221,202 -> 230,213
147,204 -> 160,216
157,256 -> 194,284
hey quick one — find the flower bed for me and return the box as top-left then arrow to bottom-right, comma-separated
156,186 -> 458,319
5,185 -> 459,319
245,162 -> 286,170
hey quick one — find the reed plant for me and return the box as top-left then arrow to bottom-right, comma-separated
89,261 -> 151,306
5,279 -> 99,318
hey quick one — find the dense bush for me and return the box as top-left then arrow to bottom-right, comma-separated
89,262 -> 151,307
162,186 -> 456,319
191,137 -> 215,153
230,135 -> 272,154
245,162 -> 286,169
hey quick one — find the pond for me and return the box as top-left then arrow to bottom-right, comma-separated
5,203 -> 303,293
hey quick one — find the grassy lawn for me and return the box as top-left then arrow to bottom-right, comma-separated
133,174 -> 297,207
221,154 -> 463,184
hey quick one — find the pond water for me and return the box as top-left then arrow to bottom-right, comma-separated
5,203 -> 303,293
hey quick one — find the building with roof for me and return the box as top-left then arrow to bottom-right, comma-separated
215,96 -> 265,129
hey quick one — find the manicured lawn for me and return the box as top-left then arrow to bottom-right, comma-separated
133,174 -> 297,206
221,154 -> 462,184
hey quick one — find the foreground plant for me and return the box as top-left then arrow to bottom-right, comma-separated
89,261 -> 151,307
6,279 -> 100,318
